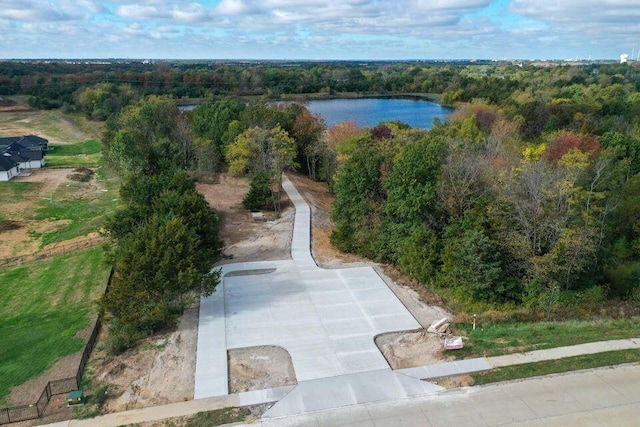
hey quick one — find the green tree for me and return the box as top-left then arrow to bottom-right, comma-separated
101,169 -> 222,350
227,125 -> 297,211
439,218 -> 510,302
330,147 -> 385,255
380,136 -> 446,261
191,99 -> 245,169
243,171 -> 273,211
102,215 -> 220,331
291,106 -> 326,179
397,227 -> 440,284
103,95 -> 189,176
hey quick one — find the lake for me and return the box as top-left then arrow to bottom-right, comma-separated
305,97 -> 452,129
180,97 -> 452,130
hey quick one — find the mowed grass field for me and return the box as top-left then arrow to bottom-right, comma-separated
0,247 -> 110,405
0,166 -> 118,249
46,139 -> 102,167
33,176 -> 118,247
0,109 -> 104,145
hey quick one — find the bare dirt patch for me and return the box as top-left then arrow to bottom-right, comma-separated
196,174 -> 293,263
433,374 -> 475,388
88,305 -> 199,413
376,330 -> 445,369
228,346 -> 297,393
0,219 -> 21,231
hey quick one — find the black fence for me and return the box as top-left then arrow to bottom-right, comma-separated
0,276 -> 107,425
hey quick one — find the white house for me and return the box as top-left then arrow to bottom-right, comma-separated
0,155 -> 20,181
8,151 -> 46,169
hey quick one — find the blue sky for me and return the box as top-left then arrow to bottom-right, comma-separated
1,0 -> 640,60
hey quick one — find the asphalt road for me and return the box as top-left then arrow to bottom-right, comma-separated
249,363 -> 640,426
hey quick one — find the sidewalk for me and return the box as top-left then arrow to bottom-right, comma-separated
397,337 -> 640,381
44,386 -> 293,427
41,337 -> 640,427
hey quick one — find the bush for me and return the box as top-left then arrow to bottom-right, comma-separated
243,171 -> 272,211
103,319 -> 149,355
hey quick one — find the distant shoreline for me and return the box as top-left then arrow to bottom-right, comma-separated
176,92 -> 444,107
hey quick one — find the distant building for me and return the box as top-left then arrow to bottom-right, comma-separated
0,155 -> 20,181
0,135 -> 48,181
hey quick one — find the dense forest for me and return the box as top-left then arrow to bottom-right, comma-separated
4,59 -> 639,343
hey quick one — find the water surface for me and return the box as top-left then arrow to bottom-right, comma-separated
305,98 -> 451,129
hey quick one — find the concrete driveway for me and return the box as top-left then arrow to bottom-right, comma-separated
194,177 -> 436,412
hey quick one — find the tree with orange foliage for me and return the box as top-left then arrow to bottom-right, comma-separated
545,133 -> 600,162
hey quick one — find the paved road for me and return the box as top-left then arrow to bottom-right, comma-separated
247,363 -> 640,427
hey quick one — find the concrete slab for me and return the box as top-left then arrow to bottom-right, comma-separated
263,370 -> 443,418
397,358 -> 492,380
193,283 -> 227,399
195,176 -> 421,401
470,396 -> 537,425
519,383 -> 586,418
238,385 -> 296,406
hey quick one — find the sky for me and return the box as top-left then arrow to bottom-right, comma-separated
1,0 -> 640,60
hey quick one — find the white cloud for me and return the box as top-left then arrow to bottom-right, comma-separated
510,0 -> 640,23
2,0 -> 640,59
117,4 -> 167,20
0,0 -> 82,21
117,2 -> 211,22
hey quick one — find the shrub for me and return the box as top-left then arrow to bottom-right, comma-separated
103,319 -> 149,355
243,171 -> 272,211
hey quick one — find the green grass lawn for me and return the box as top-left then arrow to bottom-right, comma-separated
452,318 -> 640,359
471,349 -> 640,385
34,181 -> 118,246
0,247 -> 110,406
0,181 -> 41,198
0,173 -> 118,247
0,110 -> 103,144
47,140 -> 101,167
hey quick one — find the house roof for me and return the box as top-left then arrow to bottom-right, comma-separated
0,155 -> 18,172
15,149 -> 43,161
0,135 -> 47,168
8,152 -> 30,164
0,135 -> 48,150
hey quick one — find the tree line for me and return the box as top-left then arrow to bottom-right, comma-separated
99,95 -> 325,351
329,112 -> 640,318
9,59 -> 640,343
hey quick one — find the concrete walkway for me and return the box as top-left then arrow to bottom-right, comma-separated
45,338 -> 640,427
45,175 -> 640,427
195,176 -> 422,410
397,337 -> 640,381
